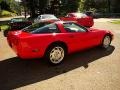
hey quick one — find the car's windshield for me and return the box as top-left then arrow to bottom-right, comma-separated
22,22 -> 51,33
41,15 -> 58,19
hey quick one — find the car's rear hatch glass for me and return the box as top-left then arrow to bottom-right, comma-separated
22,22 -> 51,33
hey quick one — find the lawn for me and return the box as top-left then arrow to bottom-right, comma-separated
110,20 -> 120,24
0,25 -> 10,31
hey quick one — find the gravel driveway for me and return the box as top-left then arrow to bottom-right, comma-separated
0,19 -> 120,90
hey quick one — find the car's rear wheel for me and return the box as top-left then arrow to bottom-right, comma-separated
102,35 -> 111,49
46,45 -> 65,65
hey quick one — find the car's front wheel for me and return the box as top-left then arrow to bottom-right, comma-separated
102,35 -> 111,49
46,45 -> 65,65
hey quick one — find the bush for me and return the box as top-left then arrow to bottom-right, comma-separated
0,10 -> 17,17
0,25 -> 10,31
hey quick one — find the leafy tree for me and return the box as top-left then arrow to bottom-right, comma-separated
60,0 -> 80,16
21,0 -> 47,17
0,0 -> 21,14
0,0 -> 11,11
83,0 -> 96,11
112,0 -> 120,13
21,0 -> 81,17
79,0 -> 85,12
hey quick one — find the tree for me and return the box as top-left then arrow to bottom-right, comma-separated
83,0 -> 96,11
21,0 -> 47,17
79,0 -> 85,12
0,0 -> 11,11
111,0 -> 120,13
0,0 -> 21,14
60,0 -> 80,16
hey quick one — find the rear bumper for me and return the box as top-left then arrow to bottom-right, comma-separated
7,38 -> 44,59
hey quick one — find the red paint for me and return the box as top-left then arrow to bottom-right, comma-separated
60,13 -> 94,27
7,21 -> 113,59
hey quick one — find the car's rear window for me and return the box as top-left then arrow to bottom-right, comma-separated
22,22 -> 51,33
22,22 -> 60,34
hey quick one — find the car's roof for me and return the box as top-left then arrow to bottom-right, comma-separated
54,21 -> 78,25
41,14 -> 55,16
38,14 -> 55,16
34,20 -> 76,25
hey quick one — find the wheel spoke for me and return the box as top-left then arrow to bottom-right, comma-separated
49,46 -> 65,64
103,36 -> 111,48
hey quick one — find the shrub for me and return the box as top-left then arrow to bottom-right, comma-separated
0,10 -> 17,17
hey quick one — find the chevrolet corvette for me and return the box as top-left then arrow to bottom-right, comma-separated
60,13 -> 94,27
7,21 -> 113,65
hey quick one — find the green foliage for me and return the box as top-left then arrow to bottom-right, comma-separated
83,0 -> 96,11
60,0 -> 80,16
9,0 -> 21,14
0,10 -> 12,17
95,0 -> 108,13
0,0 -> 11,11
112,0 -> 120,13
79,0 -> 85,12
0,0 -> 21,15
110,20 -> 120,24
0,25 -> 10,31
0,10 -> 16,17
0,0 -> 2,3
21,0 -> 81,17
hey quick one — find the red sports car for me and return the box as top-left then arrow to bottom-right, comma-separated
7,21 -> 113,65
60,13 -> 94,27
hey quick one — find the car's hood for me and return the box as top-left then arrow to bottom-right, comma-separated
88,28 -> 113,34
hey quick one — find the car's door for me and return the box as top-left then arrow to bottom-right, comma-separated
63,22 -> 99,52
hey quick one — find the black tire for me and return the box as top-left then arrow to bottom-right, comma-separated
102,35 -> 111,49
3,30 -> 9,37
46,45 -> 65,65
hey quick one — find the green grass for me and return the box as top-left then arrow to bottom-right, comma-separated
0,10 -> 17,17
110,20 -> 120,24
0,25 -> 10,31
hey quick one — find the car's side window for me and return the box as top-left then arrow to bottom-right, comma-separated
31,24 -> 60,34
63,23 -> 87,33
